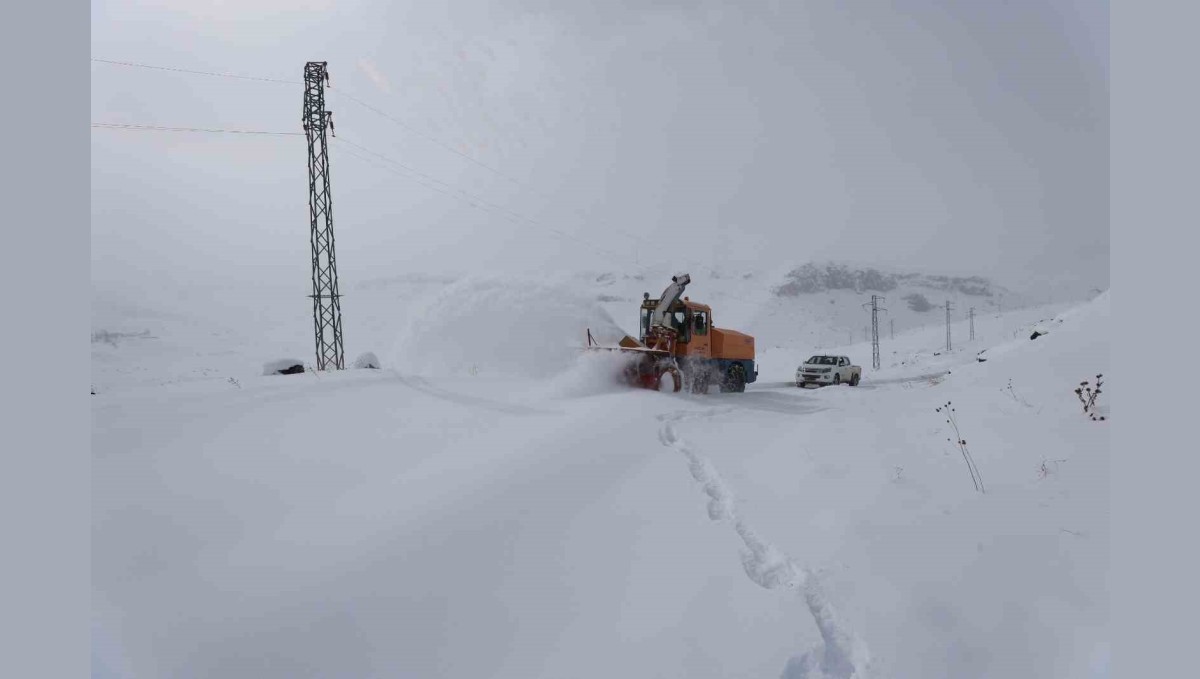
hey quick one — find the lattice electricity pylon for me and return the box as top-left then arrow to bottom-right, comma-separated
945,300 -> 954,352
862,295 -> 887,370
303,61 -> 344,370
969,307 -> 976,341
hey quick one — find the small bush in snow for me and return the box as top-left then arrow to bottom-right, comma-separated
937,401 -> 985,493
1074,374 -> 1106,421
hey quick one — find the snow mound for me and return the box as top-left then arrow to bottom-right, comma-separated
391,276 -> 627,379
352,351 -> 381,369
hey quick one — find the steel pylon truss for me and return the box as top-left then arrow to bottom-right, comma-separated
303,61 -> 344,370
863,295 -> 887,370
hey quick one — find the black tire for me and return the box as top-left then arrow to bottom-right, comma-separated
833,373 -> 842,386
849,373 -> 860,386
722,364 -> 746,393
659,365 -> 682,392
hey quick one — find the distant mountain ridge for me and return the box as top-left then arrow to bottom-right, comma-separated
773,262 -> 995,298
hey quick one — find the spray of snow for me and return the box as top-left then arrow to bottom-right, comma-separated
390,276 -> 627,379
536,349 -> 638,398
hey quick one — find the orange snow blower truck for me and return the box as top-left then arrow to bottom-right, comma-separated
586,273 -> 757,393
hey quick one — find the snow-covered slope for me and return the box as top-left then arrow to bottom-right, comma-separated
93,275 -> 1109,678
90,262 -> 1061,393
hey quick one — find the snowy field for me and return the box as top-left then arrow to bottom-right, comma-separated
92,277 -> 1109,678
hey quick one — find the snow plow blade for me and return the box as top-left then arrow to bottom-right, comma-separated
585,329 -> 682,392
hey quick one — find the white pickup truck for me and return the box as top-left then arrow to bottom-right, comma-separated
796,355 -> 861,388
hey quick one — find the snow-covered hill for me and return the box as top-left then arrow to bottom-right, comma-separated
92,272 -> 1109,678
90,262 -> 1066,393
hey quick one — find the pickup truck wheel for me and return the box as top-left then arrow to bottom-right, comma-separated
849,373 -> 860,386
833,373 -> 842,386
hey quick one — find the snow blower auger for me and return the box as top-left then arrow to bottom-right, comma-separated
585,273 -> 758,394
586,326 -> 683,392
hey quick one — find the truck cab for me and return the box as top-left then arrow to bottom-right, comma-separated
639,297 -> 712,358
638,294 -> 757,392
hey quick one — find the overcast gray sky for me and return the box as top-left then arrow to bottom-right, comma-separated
91,0 -> 1108,296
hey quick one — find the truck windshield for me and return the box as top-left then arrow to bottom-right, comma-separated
806,356 -> 837,365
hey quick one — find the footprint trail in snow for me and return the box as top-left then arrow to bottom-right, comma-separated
657,411 -> 873,679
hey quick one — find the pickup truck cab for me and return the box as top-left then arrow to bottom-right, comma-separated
796,355 -> 861,388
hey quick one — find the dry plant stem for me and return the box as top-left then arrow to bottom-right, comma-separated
937,402 -> 985,493
1073,374 -> 1106,421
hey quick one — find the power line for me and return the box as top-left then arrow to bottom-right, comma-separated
90,58 -> 299,85
336,136 -> 527,220
91,58 -> 651,255
332,137 -> 644,272
330,86 -> 705,273
91,122 -> 302,136
91,57 -> 750,292
90,56 -> 718,282
329,88 -> 533,189
336,140 -> 536,230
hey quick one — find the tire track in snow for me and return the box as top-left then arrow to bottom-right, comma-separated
657,411 -> 873,679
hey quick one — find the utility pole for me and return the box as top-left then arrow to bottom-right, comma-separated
890,318 -> 894,340
969,307 -> 976,341
862,295 -> 887,370
302,61 -> 345,371
945,300 -> 953,352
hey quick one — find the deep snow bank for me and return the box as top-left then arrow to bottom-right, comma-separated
390,276 -> 628,379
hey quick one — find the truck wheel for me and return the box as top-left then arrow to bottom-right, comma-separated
833,373 -> 841,386
659,365 -> 682,392
723,365 -> 746,393
849,373 -> 860,386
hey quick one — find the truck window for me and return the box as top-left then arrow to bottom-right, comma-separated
692,311 -> 708,336
668,310 -> 689,340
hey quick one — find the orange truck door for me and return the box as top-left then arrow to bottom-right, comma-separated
686,310 -> 712,359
